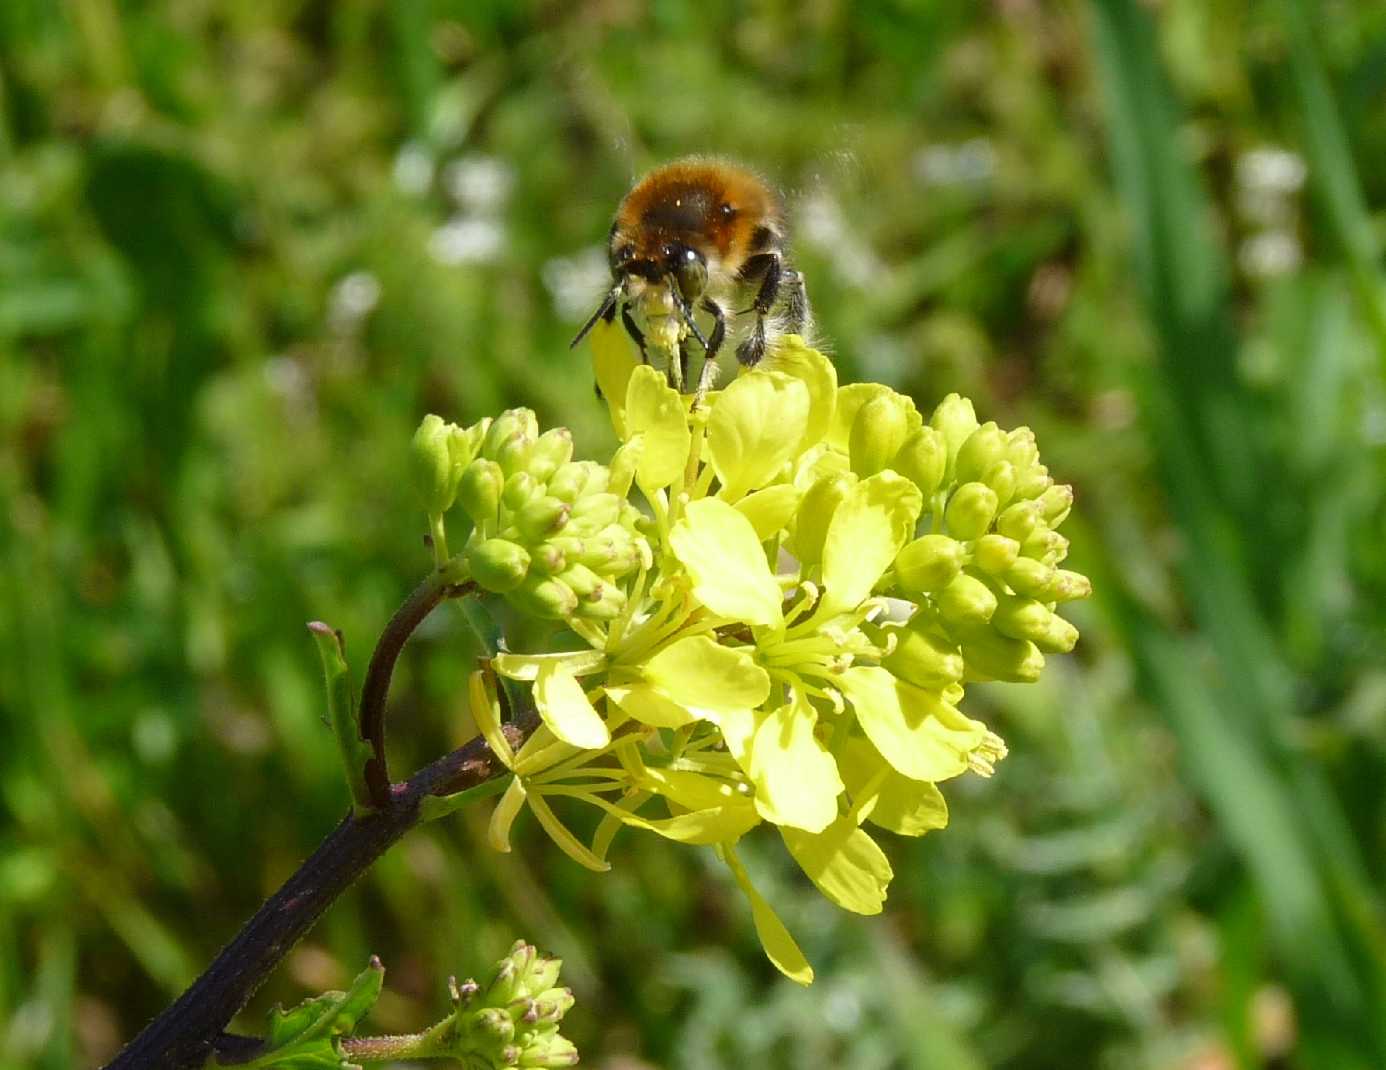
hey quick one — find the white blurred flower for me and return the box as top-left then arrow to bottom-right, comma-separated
542,246 -> 610,321
392,141 -> 435,195
443,154 -> 514,212
429,216 -> 505,265
914,137 -> 996,189
1239,231 -> 1301,279
328,271 -> 381,333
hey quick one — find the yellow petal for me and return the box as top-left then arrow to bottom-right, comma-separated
708,371 -> 811,501
735,483 -> 803,541
525,788 -> 611,872
591,317 -> 639,438
487,775 -> 527,852
625,365 -> 691,493
493,650 -> 608,681
837,735 -> 949,837
669,498 -> 784,627
604,683 -> 700,729
469,669 -> 514,770
781,816 -> 893,915
820,470 -> 923,615
763,336 -> 838,455
534,661 -> 611,749
837,666 -> 985,782
642,634 -> 770,712
724,845 -> 814,985
749,702 -> 843,833
583,792 -> 760,845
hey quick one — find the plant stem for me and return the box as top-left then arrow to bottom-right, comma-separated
102,570 -> 529,1070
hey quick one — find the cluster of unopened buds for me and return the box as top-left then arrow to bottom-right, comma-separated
413,324 -> 1091,983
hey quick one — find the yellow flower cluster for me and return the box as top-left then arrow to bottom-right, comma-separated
419,325 -> 1091,983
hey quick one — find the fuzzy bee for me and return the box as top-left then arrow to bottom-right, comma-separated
570,157 -> 812,393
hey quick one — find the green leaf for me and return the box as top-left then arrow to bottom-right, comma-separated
220,960 -> 384,1069
669,497 -> 784,627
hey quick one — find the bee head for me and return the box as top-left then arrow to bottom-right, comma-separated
666,244 -> 707,303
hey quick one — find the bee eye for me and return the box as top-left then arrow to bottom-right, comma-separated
720,203 -> 735,218
674,251 -> 707,301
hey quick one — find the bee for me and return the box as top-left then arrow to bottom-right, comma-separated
570,157 -> 812,393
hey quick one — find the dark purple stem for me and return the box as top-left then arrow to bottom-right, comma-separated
103,576 -> 530,1070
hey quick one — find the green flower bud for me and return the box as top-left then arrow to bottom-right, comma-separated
528,428 -> 575,484
929,393 -> 979,467
483,409 -> 538,459
506,575 -> 579,620
850,393 -> 910,478
503,472 -> 541,511
412,414 -> 456,517
944,481 -> 999,541
972,533 -> 1020,575
515,496 -> 571,542
1036,483 -> 1074,524
892,426 -> 948,500
577,528 -> 636,573
1004,556 -> 1055,598
961,631 -> 1045,683
894,534 -> 964,594
996,500 -> 1043,543
557,563 -> 602,598
473,1006 -> 516,1042
990,595 -> 1056,644
1049,569 -> 1093,603
1005,426 -> 1039,474
1032,614 -> 1079,654
1020,528 -> 1068,564
529,541 -> 568,576
547,461 -> 605,503
467,538 -> 532,593
1014,463 -> 1052,500
982,459 -> 1017,507
448,418 -> 488,472
792,473 -> 855,567
568,492 -> 622,528
935,572 -> 998,632
495,432 -> 536,478
520,1035 -> 580,1067
879,622 -> 964,689
954,422 -> 1007,485
458,459 -> 504,527
576,583 -> 626,620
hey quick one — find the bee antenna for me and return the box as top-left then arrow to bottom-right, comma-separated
570,284 -> 623,349
668,277 -> 710,351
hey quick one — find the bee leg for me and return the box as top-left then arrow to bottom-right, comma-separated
620,305 -> 649,365
781,266 -> 811,335
693,298 -> 727,401
677,337 -> 691,390
735,253 -> 783,366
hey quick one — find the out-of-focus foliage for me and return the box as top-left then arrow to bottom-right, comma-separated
1,2 -> 1384,1068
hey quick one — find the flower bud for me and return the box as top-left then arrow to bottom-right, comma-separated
1032,614 -> 1079,654
849,393 -> 910,478
448,419 -> 487,472
458,459 -> 504,527
1036,483 -> 1074,524
507,575 -> 579,620
935,572 -> 998,631
473,1006 -> 516,1042
411,414 -> 456,517
528,428 -> 575,484
557,563 -> 602,599
547,461 -> 601,503
483,409 -> 538,459
996,500 -> 1043,543
892,426 -> 948,500
515,496 -> 571,542
1005,426 -> 1039,474
929,393 -> 979,467
529,541 -> 568,576
495,433 -> 535,477
1048,569 -> 1092,603
467,538 -> 532,593
881,623 -> 965,689
954,422 -> 1007,485
576,583 -> 626,620
520,1035 -> 580,1067
793,473 -> 854,567
894,534 -> 964,594
503,472 -> 541,511
1004,556 -> 1055,598
944,482 -> 999,541
973,533 -> 1020,576
1020,528 -> 1068,564
961,631 -> 1044,683
990,595 -> 1055,644
567,493 -> 622,535
1014,463 -> 1052,500
982,460 -> 1017,507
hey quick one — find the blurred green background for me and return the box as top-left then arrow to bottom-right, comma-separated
3,1 -> 1386,1067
